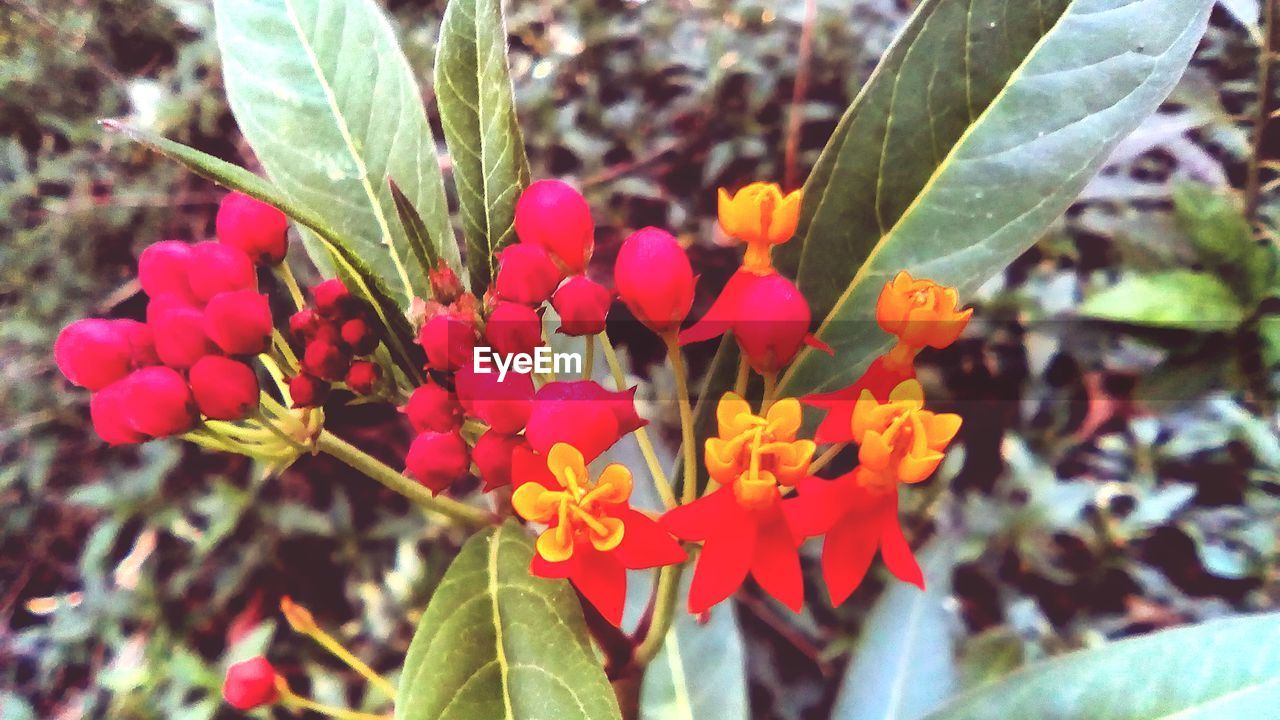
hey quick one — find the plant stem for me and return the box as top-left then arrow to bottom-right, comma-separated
808,443 -> 846,475
601,331 -> 677,509
583,334 -> 596,380
734,355 -> 750,396
281,691 -> 389,720
666,335 -> 699,505
1245,0 -> 1278,223
316,430 -> 494,528
274,262 -> 307,311
760,371 -> 778,413
307,630 -> 398,701
632,562 -> 684,667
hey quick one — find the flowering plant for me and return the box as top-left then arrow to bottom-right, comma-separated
57,0 -> 1220,717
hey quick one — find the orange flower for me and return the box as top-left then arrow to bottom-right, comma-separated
850,379 -> 962,484
876,271 -> 972,371
705,393 -> 816,508
513,443 -> 634,562
717,182 -> 802,274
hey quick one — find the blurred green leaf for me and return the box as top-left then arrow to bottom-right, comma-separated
1172,182 -> 1273,302
957,629 -> 1024,691
1078,270 -> 1245,331
397,522 -> 621,720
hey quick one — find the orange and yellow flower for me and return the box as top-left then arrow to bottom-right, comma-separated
705,393 -> 815,507
876,271 -> 973,372
717,182 -> 802,274
850,379 -> 962,484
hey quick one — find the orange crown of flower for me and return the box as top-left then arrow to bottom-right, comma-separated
851,379 -> 961,485
717,182 -> 802,274
876,271 -> 972,349
512,443 -> 633,562
706,393 -> 816,509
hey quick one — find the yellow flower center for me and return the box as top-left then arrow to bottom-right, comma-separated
512,443 -> 633,562
705,393 -> 816,509
851,380 -> 962,485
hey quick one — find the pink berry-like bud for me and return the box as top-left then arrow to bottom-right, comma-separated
615,228 -> 694,335
732,273 -> 812,373
188,241 -> 258,304
54,319 -> 133,390
515,180 -> 594,273
90,379 -> 147,445
146,293 -> 194,326
138,240 -> 196,302
311,279 -> 351,318
152,306 -> 217,369
551,275 -> 612,336
494,244 -> 562,305
118,320 -> 160,368
454,364 -> 534,434
340,317 -> 378,355
485,301 -> 542,358
303,339 -> 350,381
345,360 -> 381,395
203,290 -> 273,356
289,373 -> 330,408
124,367 -> 196,437
189,356 -> 260,420
404,381 -> 463,433
223,657 -> 280,711
405,430 -> 470,495
420,313 -> 477,372
216,192 -> 289,265
473,430 -> 525,490
288,308 -> 320,340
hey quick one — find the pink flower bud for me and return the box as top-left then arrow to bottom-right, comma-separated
340,317 -> 378,355
404,381 -> 462,433
54,319 -> 133,390
188,241 -> 257,304
615,228 -> 694,335
203,290 -> 273,356
118,320 -> 159,368
288,308 -> 320,340
223,657 -> 280,711
485,301 -> 542,358
473,431 -> 525,490
146,293 -> 194,326
90,379 -> 147,445
494,244 -> 562,305
525,380 -> 644,462
515,180 -> 594,273
345,360 -> 381,395
123,367 -> 196,437
216,192 -> 289,265
138,240 -> 195,302
551,275 -> 612,336
732,273 -> 812,373
420,313 -> 477,372
152,306 -> 216,369
289,373 -> 330,408
303,339 -> 350,381
405,430 -> 469,495
455,364 -> 534,434
189,356 -> 260,420
311,279 -> 352,318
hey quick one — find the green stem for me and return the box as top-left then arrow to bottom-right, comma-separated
316,430 -> 494,528
734,355 -> 750,396
666,335 -> 699,505
601,331 -> 677,509
583,334 -> 595,380
281,692 -> 388,720
761,371 -> 778,414
632,562 -> 685,667
808,443 -> 846,475
274,262 -> 307,311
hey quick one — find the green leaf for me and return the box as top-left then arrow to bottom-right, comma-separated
1078,270 -> 1245,331
1172,182 -> 1274,302
389,177 -> 441,280
775,0 -> 1214,397
213,0 -> 458,305
397,522 -> 622,720
831,541 -> 957,720
102,122 -> 424,384
435,0 -> 531,291
923,613 -> 1280,720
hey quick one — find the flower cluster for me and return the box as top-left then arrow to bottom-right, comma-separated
287,279 -> 384,406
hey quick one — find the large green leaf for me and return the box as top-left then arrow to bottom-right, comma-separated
775,0 -> 1214,397
1077,270 -> 1245,331
435,0 -> 531,291
831,541 -> 957,720
213,0 -> 458,305
397,522 -> 622,720
923,613 -> 1280,720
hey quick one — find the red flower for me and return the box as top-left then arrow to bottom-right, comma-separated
90,380 -> 147,445
405,430 -> 470,494
680,271 -> 827,373
473,430 -> 526,490
614,228 -> 694,336
515,180 -> 594,273
454,364 -> 534,434
803,356 -> 915,444
524,380 -> 645,463
152,306 -> 216,369
485,300 -> 543,357
216,191 -> 289,266
551,275 -> 612,336
223,657 -> 281,710
495,244 -> 563,305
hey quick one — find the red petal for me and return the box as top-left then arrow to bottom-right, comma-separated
660,487 -> 737,541
803,334 -> 834,355
678,270 -> 755,346
531,552 -> 576,580
570,547 -> 628,626
879,497 -> 924,589
750,506 -> 804,612
511,445 -> 557,490
687,502 -> 756,614
784,475 -> 856,539
821,512 -> 880,605
612,508 -> 687,569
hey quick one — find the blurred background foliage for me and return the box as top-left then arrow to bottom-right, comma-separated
2,0 -> 1279,718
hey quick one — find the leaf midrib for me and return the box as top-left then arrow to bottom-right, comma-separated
488,524 -> 516,720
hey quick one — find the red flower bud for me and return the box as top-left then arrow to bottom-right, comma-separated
525,380 -> 644,462
303,339 -> 350,381
345,360 -> 381,395
119,320 -> 159,368
188,241 -> 257,304
551,275 -> 612,336
340,317 -> 378,355
615,228 -> 694,335
515,180 -> 594,273
455,364 -> 534,434
152,306 -> 216,369
405,430 -> 469,495
146,293 -> 194,326
311,279 -> 352,318
90,379 -> 147,445
55,319 -> 133,390
203,290 -> 273,356
223,657 -> 280,711
138,240 -> 195,302
732,273 -> 812,373
189,356 -> 260,420
216,192 -> 289,265
473,430 -> 526,490
428,261 -> 464,304
123,367 -> 196,437
404,381 -> 462,433
288,308 -> 320,340
485,301 -> 542,358
420,313 -> 477,372
494,244 -> 562,305
289,373 -> 330,408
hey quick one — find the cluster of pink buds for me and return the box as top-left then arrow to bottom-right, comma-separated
287,279 -> 384,406
55,192 -> 285,444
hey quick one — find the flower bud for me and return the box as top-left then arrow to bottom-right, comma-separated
124,367 -> 196,437
876,271 -> 972,351
340,317 -> 378,355
473,430 -> 525,490
303,339 -> 350,381
118,320 -> 159,368
152,306 -> 216,369
188,241 -> 258,304
146,293 -> 194,326
717,182 -> 801,273
405,430 -> 470,495
138,240 -> 195,302
223,657 -> 280,711
311,279 -> 352,318
404,380 -> 463,433
216,192 -> 289,265
551,276 -> 612,336
515,180 -> 594,273
525,380 -> 642,462
494,244 -> 562,305
732,273 -> 812,373
345,360 -> 381,395
288,308 -> 321,341
420,313 -> 477,372
615,228 -> 694,335
55,319 -> 133,390
289,373 -> 330,408
203,290 -> 273,356
189,356 -> 260,420
455,364 -> 534,434
485,301 -> 542,358
90,379 -> 147,445
428,261 -> 464,304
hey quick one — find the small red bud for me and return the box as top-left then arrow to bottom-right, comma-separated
216,192 -> 289,265
404,381 -> 463,433
289,373 -> 330,408
146,293 -> 195,326
515,180 -> 594,273
494,244 -> 562,305
732,273 -> 812,374
288,308 -> 320,340
188,241 -> 258,304
223,657 -> 280,711
90,379 -> 147,445
340,317 -> 378,355
311,279 -> 352,318
485,301 -> 542,358
551,276 -> 612,336
615,228 -> 694,335
345,360 -> 381,395
118,320 -> 160,368
405,430 -> 470,495
138,240 -> 195,302
420,313 -> 477,372
152,306 -> 217,369
473,430 -> 525,490
526,380 -> 633,463
203,290 -> 273,356
189,356 -> 260,420
303,339 -> 350,381
428,261 -> 464,304
123,367 -> 196,437
54,319 -> 133,390
454,364 -> 534,434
